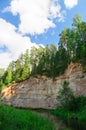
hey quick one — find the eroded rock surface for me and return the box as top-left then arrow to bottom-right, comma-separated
1,63 -> 86,109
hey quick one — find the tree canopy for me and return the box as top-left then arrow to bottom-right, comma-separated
0,14 -> 86,87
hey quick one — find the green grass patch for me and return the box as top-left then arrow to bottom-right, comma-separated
0,104 -> 55,130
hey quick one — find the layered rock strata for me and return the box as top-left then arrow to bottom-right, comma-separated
1,63 -> 86,109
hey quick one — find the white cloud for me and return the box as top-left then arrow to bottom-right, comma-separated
0,18 -> 39,68
0,53 -> 12,69
4,0 -> 65,35
64,0 -> 78,9
0,0 -> 66,68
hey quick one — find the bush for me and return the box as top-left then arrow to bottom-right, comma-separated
57,81 -> 86,112
57,81 -> 74,111
55,82 -> 86,130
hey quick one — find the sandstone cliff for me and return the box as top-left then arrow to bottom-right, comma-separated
1,63 -> 86,109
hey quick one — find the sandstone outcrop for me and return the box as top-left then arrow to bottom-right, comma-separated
0,63 -> 86,109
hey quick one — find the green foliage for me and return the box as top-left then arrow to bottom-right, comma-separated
0,49 -> 31,87
57,81 -> 86,112
0,104 -> 55,130
52,81 -> 86,130
66,96 -> 86,112
0,80 -> 3,88
57,81 -> 74,111
15,59 -> 22,82
0,14 -> 86,88
31,44 -> 68,79
0,68 -> 5,78
21,49 -> 30,80
52,104 -> 86,130
5,65 -> 12,85
59,14 -> 86,65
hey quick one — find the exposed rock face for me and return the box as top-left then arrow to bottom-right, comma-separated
1,63 -> 86,109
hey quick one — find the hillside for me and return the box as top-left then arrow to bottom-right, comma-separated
0,15 -> 86,110
1,63 -> 86,109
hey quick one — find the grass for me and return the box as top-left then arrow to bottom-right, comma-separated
0,104 -> 55,130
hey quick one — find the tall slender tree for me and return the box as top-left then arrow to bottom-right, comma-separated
21,49 -> 30,80
5,64 -> 12,85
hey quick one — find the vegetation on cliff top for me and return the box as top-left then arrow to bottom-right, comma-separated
0,14 -> 86,130
0,14 -> 86,88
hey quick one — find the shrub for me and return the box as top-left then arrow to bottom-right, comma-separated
55,82 -> 86,130
57,81 -> 74,111
57,81 -> 86,112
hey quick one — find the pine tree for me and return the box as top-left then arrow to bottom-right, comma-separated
15,59 -> 22,82
5,65 -> 12,85
21,49 -> 30,80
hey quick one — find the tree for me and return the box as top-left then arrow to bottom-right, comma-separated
72,14 -> 86,63
0,80 -> 3,88
30,46 -> 45,75
21,49 -> 30,80
57,81 -> 74,110
5,64 -> 12,85
59,27 -> 71,63
0,68 -> 5,78
15,59 -> 22,82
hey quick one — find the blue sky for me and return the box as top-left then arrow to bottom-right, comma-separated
0,0 -> 86,68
